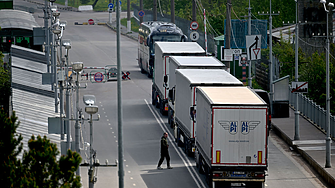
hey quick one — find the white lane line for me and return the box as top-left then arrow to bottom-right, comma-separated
144,99 -> 206,188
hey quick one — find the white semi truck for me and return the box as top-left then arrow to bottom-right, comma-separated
152,42 -> 205,115
167,56 -> 226,126
195,87 -> 268,188
174,69 -> 243,156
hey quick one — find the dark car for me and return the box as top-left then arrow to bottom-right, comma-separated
253,89 -> 272,133
107,67 -> 118,80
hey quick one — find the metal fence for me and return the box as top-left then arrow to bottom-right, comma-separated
289,88 -> 335,138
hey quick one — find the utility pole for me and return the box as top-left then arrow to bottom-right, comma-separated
192,0 -> 196,21
248,0 -> 252,87
294,0 -> 300,141
116,0 -> 124,187
225,0 -> 231,71
153,0 -> 157,21
44,0 -> 50,73
127,0 -> 131,32
259,0 -> 279,116
171,0 -> 175,23
140,0 -> 143,23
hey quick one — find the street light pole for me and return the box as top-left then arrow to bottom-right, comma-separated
320,0 -> 333,168
294,0 -> 300,140
88,113 -> 94,188
248,0 -> 252,87
269,0 -> 273,117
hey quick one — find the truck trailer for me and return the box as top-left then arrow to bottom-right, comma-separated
167,56 -> 226,126
195,87 -> 268,188
152,42 -> 205,115
174,69 -> 243,156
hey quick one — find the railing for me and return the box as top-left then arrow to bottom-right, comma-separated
289,87 -> 335,138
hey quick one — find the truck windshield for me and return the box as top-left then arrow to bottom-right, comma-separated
150,34 -> 182,54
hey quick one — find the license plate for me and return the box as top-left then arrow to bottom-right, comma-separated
233,171 -> 245,175
231,183 -> 242,186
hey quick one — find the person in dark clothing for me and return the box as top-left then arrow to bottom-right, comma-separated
157,132 -> 173,169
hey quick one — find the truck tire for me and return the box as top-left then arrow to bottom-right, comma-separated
185,139 -> 190,156
140,59 -> 145,73
198,154 -> 205,174
177,128 -> 182,147
155,96 -> 160,108
152,89 -> 156,106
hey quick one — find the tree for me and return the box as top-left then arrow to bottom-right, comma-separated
0,109 -> 24,188
0,52 -> 11,114
0,109 -> 82,187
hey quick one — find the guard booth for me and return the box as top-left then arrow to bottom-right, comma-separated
273,75 -> 290,117
0,10 -> 43,53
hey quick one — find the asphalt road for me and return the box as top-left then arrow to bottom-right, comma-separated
14,1 -> 329,187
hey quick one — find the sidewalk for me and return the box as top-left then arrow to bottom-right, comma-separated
272,107 -> 335,186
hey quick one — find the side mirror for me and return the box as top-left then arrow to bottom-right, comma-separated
164,75 -> 168,84
181,35 -> 188,42
163,75 -> 168,88
168,87 -> 175,104
189,105 -> 196,122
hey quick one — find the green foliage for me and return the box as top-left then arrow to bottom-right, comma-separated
121,17 -> 139,33
0,109 -> 24,188
0,109 -> 82,188
0,52 -> 11,113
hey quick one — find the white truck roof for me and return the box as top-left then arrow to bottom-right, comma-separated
176,69 -> 243,86
198,86 -> 266,105
170,56 -> 225,67
155,42 -> 205,54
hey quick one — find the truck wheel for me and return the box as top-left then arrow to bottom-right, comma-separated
155,96 -> 160,108
140,59 -> 145,73
152,89 -> 156,106
185,139 -> 190,156
177,128 -> 182,147
198,155 -> 204,174
168,108 -> 171,124
205,166 -> 213,187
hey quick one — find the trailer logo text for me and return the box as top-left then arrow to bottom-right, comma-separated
218,121 -> 260,135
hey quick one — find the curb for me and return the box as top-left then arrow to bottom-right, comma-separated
271,123 -> 335,186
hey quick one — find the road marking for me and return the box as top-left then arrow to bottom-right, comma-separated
145,99 -> 206,188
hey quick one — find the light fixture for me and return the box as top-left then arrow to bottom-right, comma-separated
50,5 -> 57,12
52,29 -> 61,34
83,95 -> 96,106
60,20 -> 67,28
52,11 -> 60,17
62,39 -> 71,49
85,105 -> 98,115
72,62 -> 84,73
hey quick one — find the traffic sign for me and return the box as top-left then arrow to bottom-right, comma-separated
138,10 -> 145,17
246,35 -> 261,60
239,53 -> 248,66
190,31 -> 199,41
190,21 -> 199,30
108,3 -> 114,9
94,72 -> 104,83
88,19 -> 94,25
291,82 -> 308,93
221,48 -> 242,61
